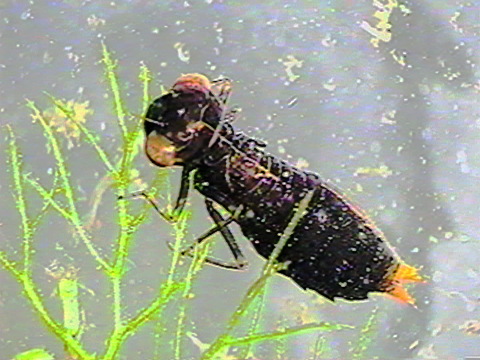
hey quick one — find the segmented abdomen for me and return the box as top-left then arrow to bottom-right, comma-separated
194,133 -> 399,301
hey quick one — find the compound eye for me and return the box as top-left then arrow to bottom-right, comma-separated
145,94 -> 172,124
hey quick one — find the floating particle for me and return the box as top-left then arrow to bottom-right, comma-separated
322,78 -> 337,92
280,55 -> 302,82
87,14 -> 106,28
390,49 -> 406,66
321,33 -> 337,47
360,0 -> 398,47
354,165 -> 393,178
39,99 -> 93,149
381,109 -> 397,124
449,12 -> 464,33
287,96 -> 298,108
174,42 -> 190,63
460,320 -> 480,335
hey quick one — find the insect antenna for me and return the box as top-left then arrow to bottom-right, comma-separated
128,111 -> 163,127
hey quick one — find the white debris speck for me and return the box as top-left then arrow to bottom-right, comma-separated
370,141 -> 381,153
456,149 -> 467,163
174,43 -> 190,63
323,78 -> 337,92
422,127 -> 433,141
21,9 -> 32,20
456,149 -> 471,173
316,209 -> 328,223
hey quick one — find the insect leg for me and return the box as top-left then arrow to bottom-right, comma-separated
122,167 -> 193,223
204,199 -> 248,269
169,166 -> 192,221
169,203 -> 248,270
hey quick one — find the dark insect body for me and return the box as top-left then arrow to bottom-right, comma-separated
144,73 -> 422,304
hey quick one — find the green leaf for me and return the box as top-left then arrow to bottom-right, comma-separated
12,348 -> 54,360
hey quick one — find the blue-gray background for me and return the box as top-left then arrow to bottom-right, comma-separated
0,1 -> 478,359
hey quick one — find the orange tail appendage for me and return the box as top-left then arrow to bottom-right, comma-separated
385,263 -> 424,306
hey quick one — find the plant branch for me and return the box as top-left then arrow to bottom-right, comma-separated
23,174 -> 112,272
264,190 -> 315,273
0,251 -> 21,279
6,125 -> 34,275
102,281 -> 185,360
226,322 -> 354,348
139,62 -> 152,114
101,42 -> 127,140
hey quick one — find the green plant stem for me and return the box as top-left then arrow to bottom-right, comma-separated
237,285 -> 266,359
174,236 -> 210,359
166,211 -> 188,285
226,322 -> 354,348
112,276 -> 122,333
102,44 -> 154,347
101,42 -> 140,178
110,225 -> 130,334
6,125 -> 34,275
263,190 -> 315,274
201,190 -> 315,359
101,42 -> 127,140
30,172 -> 58,231
351,307 -> 379,359
139,62 -> 152,113
199,271 -> 270,359
311,336 -> 326,360
102,46 -> 175,356
172,217 -> 189,360
231,189 -> 315,333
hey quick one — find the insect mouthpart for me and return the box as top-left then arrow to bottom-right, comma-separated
145,130 -> 183,167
